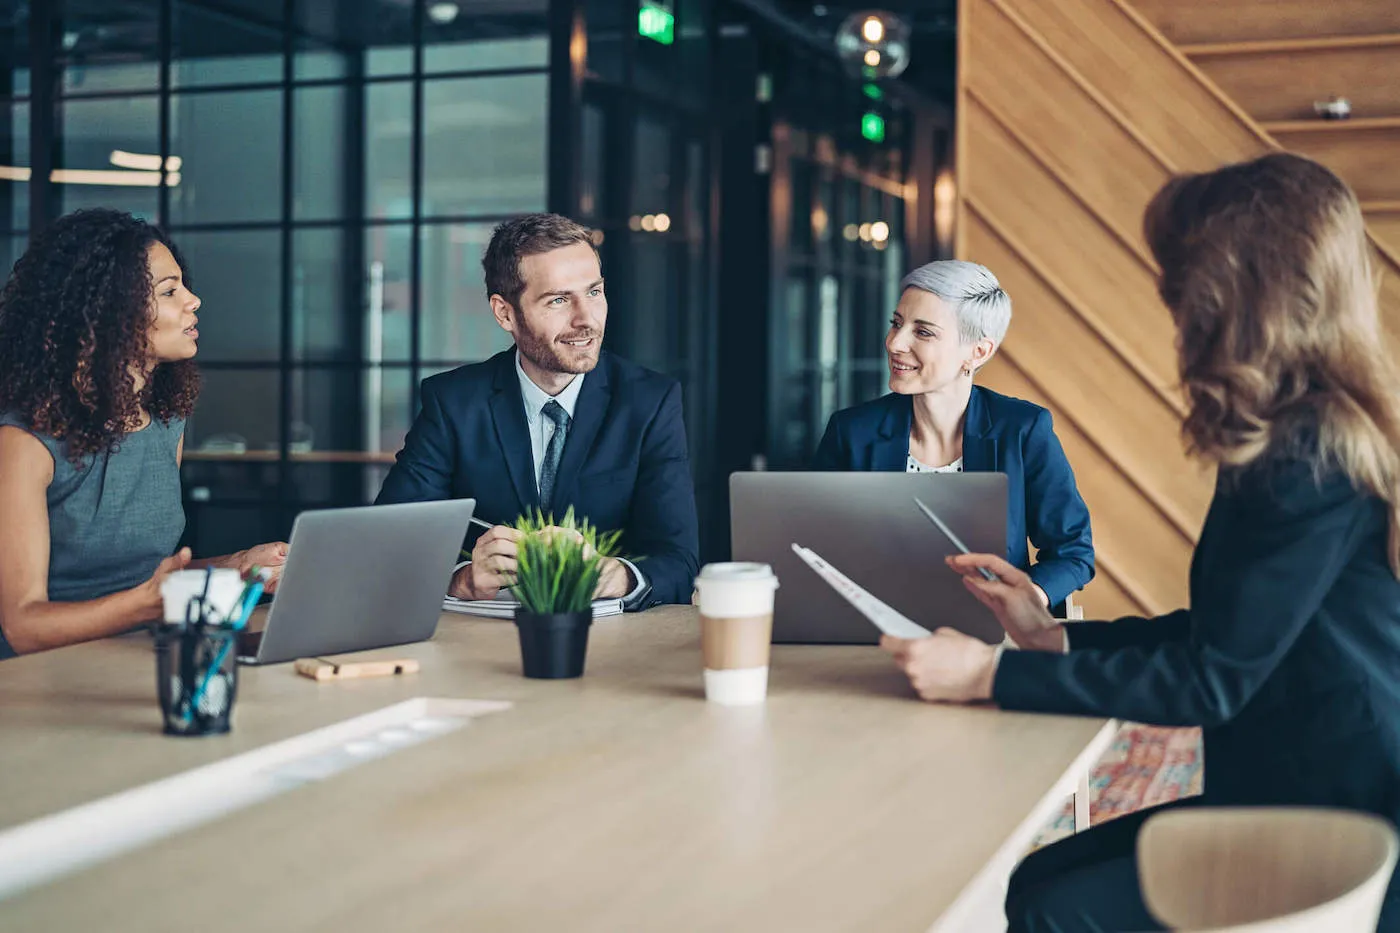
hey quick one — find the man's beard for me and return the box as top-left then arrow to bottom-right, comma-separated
516,322 -> 602,375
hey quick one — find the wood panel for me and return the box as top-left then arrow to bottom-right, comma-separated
1000,0 -> 1264,170
1272,125 -> 1400,201
1379,255 -> 1400,345
961,0 -> 1400,625
1129,0 -> 1400,45
966,211 -> 1213,541
1195,46 -> 1400,122
965,98 -> 1179,394
977,354 -> 1195,618
980,332 -> 1198,610
1368,212 -> 1400,259
965,0 -> 1167,244
1075,556 -> 1151,621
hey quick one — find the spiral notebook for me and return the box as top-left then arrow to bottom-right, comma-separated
442,593 -> 625,620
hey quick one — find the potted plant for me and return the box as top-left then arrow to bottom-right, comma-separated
510,508 -> 621,679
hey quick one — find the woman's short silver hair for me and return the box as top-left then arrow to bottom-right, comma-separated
899,260 -> 1012,345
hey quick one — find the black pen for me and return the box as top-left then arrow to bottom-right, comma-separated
913,497 -> 1000,583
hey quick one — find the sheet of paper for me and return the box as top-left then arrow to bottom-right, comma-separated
790,544 -> 933,639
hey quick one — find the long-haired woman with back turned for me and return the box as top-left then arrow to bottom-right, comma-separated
877,153 -> 1400,930
0,209 -> 287,659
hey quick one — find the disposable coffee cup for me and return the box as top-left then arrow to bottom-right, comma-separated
695,562 -> 779,705
160,568 -> 245,625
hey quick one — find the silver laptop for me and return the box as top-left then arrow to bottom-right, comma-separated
730,473 -> 1007,645
238,499 -> 476,665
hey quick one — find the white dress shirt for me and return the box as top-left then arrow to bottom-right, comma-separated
515,350 -> 587,493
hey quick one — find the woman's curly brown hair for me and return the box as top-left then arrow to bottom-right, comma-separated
0,209 -> 200,459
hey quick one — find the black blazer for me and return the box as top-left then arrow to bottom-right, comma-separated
812,387 -> 1095,607
376,349 -> 700,609
996,454 -> 1400,912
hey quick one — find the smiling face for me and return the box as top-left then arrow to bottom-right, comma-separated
144,241 -> 202,364
492,241 -> 606,377
886,288 -> 989,395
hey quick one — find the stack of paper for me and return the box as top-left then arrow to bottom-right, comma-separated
442,593 -> 625,620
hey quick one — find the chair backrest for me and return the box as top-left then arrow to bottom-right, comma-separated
1137,807 -> 1398,932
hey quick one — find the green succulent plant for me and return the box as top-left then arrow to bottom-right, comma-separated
511,507 -> 622,614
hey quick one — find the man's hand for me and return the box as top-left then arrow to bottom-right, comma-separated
594,557 -> 635,600
451,526 -> 524,601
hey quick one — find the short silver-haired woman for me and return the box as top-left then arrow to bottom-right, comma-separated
812,259 -> 1094,611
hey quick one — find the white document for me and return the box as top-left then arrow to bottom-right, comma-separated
791,543 -> 933,639
442,593 -> 624,620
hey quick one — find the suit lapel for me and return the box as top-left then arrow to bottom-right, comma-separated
550,357 -> 611,510
962,386 -> 998,472
488,352 -> 539,514
871,394 -> 913,472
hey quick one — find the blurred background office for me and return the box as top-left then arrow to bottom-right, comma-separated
0,0 -> 954,563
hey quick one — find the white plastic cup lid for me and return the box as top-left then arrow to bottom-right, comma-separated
696,562 -> 777,585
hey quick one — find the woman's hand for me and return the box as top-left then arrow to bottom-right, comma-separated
135,547 -> 193,620
880,629 -> 998,703
946,554 -> 1066,653
230,542 -> 289,592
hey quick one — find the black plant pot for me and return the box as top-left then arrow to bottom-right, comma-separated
514,610 -> 592,679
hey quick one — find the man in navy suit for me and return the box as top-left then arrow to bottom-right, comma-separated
376,213 -> 699,610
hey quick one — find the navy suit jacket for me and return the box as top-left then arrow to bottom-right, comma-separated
995,456 -> 1400,925
376,349 -> 700,609
811,387 -> 1094,607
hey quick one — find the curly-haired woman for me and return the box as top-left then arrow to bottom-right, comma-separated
0,209 -> 286,658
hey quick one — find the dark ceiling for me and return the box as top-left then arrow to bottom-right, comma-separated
0,0 -> 956,106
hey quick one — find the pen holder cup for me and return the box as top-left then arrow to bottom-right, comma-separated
153,623 -> 239,736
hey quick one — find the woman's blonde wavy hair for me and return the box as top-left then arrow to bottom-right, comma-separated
1144,152 -> 1400,574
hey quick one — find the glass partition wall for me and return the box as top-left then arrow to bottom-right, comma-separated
1,0 -> 933,562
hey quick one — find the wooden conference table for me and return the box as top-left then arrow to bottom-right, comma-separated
0,606 -> 1115,932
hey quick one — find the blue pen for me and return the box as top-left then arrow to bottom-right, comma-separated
231,580 -> 265,630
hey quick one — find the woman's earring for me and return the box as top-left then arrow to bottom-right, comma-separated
961,365 -> 972,377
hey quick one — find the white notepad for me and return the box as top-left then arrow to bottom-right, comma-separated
791,543 -> 933,639
442,593 -> 625,620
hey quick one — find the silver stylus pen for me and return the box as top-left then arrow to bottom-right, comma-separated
913,497 -> 1000,582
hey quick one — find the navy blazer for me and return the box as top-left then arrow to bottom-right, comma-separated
812,387 -> 1094,606
995,457 -> 1400,925
376,349 -> 700,609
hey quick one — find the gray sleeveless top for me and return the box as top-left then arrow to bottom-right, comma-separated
0,413 -> 185,658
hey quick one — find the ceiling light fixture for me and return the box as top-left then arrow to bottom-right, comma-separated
427,3 -> 460,25
836,10 -> 910,79
0,165 -> 180,187
109,149 -> 182,172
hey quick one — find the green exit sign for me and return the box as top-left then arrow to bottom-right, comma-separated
861,112 -> 885,143
639,2 -> 675,45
